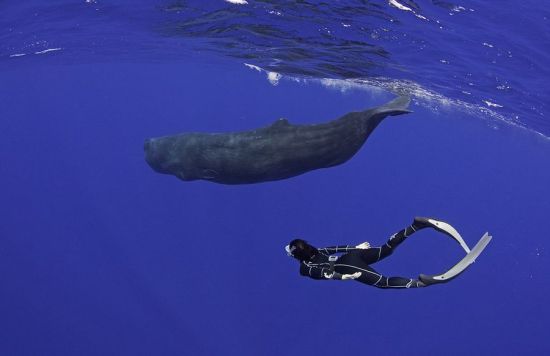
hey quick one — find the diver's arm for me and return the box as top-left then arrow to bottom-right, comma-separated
318,245 -> 366,255
299,263 -> 361,281
324,271 -> 362,281
299,262 -> 334,280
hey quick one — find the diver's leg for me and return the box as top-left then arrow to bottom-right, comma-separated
353,265 -> 426,289
336,255 -> 426,288
373,275 -> 426,289
386,218 -> 431,249
365,219 -> 428,263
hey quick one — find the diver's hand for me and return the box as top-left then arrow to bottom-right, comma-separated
341,272 -> 362,280
324,271 -> 362,280
355,241 -> 371,249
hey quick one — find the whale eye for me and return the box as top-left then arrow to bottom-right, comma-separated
201,169 -> 219,180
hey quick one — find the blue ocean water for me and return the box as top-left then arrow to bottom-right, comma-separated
1,1 -> 549,355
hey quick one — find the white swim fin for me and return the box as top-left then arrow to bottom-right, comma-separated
415,217 -> 471,253
419,232 -> 492,286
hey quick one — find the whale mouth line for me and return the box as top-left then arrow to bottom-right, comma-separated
176,170 -> 194,181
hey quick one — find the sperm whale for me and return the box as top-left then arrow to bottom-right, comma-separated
144,96 -> 411,184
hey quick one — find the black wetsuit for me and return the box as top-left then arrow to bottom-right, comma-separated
299,224 -> 425,288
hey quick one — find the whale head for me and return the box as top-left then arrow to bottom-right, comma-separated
144,136 -> 194,181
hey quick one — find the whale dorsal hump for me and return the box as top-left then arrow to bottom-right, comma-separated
270,118 -> 290,129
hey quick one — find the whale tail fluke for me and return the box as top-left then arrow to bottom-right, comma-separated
373,95 -> 412,117
362,95 -> 412,132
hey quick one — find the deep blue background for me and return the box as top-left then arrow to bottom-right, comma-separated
2,61 -> 549,355
1,1 -> 550,354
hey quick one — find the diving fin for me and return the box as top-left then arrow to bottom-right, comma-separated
415,217 -> 471,253
419,232 -> 492,286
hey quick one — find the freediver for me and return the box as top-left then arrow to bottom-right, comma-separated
285,217 -> 472,289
